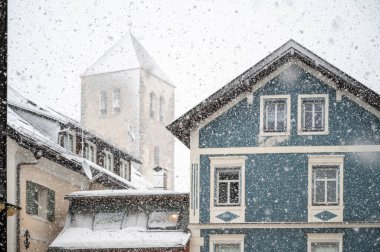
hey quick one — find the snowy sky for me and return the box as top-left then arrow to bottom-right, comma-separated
8,0 -> 380,191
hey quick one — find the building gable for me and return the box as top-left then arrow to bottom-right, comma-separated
167,40 -> 380,148
199,63 -> 380,148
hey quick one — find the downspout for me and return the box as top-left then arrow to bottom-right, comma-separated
16,149 -> 42,251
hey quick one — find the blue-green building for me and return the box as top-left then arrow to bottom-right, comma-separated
168,40 -> 380,252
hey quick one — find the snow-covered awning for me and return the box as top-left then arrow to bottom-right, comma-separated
49,228 -> 190,250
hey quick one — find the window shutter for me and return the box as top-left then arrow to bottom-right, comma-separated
47,189 -> 55,221
26,181 -> 38,215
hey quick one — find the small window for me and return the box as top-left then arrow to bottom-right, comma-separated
307,155 -> 344,222
313,166 -> 339,205
147,211 -> 179,229
70,213 -> 93,228
216,168 -> 240,206
150,92 -> 157,119
103,150 -> 114,172
154,146 -> 160,167
112,88 -> 121,113
153,170 -> 167,190
123,212 -> 148,229
298,94 -> 329,135
120,159 -> 130,180
26,181 -> 55,221
159,96 -> 165,122
93,212 -> 124,230
311,242 -> 339,252
307,233 -> 343,252
209,234 -> 245,252
84,141 -> 97,163
100,91 -> 107,115
260,95 -> 291,135
58,130 -> 76,153
264,99 -> 287,132
214,244 -> 240,252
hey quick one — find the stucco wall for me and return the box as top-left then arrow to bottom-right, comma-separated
81,70 -> 141,156
139,70 -> 175,189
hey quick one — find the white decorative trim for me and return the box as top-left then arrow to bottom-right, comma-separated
209,234 -> 245,252
190,128 -> 200,224
297,94 -> 329,135
307,233 -> 343,252
194,145 -> 380,155
308,155 -> 344,222
210,156 -> 247,223
336,90 -> 343,102
259,95 -> 291,136
188,222 -> 380,229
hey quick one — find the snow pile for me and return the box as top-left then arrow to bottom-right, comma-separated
67,189 -> 187,198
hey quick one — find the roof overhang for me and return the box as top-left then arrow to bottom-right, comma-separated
167,39 -> 380,148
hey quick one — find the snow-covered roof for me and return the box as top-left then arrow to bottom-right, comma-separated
8,86 -> 141,163
82,33 -> 172,85
66,189 -> 188,198
167,39 -> 380,147
7,88 -> 150,190
49,228 -> 190,250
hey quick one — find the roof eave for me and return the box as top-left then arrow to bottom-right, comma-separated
167,39 -> 380,147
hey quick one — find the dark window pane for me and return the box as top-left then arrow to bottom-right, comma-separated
315,181 -> 325,203
327,181 -> 337,203
304,111 -> 313,130
219,170 -> 239,180
218,182 -> 228,204
230,182 -> 239,203
315,169 -> 336,179
315,111 -> 323,129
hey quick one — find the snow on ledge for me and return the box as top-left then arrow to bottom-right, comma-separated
67,189 -> 188,198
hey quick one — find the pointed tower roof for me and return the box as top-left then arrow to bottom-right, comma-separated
82,33 -> 171,84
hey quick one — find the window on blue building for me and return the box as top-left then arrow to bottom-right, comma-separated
214,243 -> 240,252
311,242 -> 339,252
302,97 -> 325,131
312,166 -> 339,205
216,168 -> 240,206
264,99 -> 287,132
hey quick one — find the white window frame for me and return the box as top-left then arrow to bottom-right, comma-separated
103,150 -> 114,172
99,91 -> 107,115
84,141 -> 97,163
215,167 -> 241,206
259,95 -> 291,136
298,94 -> 329,135
308,155 -> 344,222
120,159 -> 130,181
210,156 -> 246,223
307,233 -> 343,252
209,234 -> 245,252
312,167 -> 339,205
112,88 -> 121,114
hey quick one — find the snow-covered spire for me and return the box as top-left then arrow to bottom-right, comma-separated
81,33 -> 171,84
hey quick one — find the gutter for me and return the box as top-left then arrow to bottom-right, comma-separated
16,149 -> 42,251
